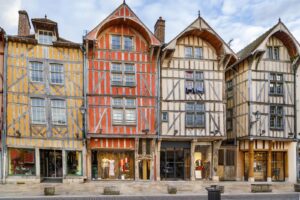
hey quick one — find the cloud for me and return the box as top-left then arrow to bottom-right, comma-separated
0,0 -> 299,53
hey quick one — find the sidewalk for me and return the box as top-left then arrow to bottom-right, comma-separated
0,181 -> 297,197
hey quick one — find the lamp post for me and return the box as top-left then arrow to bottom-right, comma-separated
80,105 -> 87,141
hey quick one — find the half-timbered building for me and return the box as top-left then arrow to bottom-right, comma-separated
226,19 -> 300,182
0,27 -> 5,182
3,11 -> 85,183
84,2 -> 161,181
159,15 -> 236,181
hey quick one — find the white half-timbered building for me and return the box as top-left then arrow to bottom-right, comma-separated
158,15 -> 236,181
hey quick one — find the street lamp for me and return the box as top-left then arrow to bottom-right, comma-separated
80,105 -> 87,144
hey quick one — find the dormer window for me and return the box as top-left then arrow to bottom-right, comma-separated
38,30 -> 53,45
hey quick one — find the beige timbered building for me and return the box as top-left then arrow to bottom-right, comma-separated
159,15 -> 236,181
226,20 -> 300,182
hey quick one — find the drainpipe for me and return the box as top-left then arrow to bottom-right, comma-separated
2,35 -> 8,184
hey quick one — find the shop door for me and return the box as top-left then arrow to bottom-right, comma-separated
40,150 -> 63,182
224,150 -> 236,180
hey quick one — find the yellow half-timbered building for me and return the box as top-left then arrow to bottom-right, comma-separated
4,11 -> 85,183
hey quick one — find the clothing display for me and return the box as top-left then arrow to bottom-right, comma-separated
109,160 -> 115,177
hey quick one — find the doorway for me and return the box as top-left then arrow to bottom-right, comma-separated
40,150 -> 63,182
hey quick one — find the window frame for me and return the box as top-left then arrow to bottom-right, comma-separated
184,46 -> 193,58
185,71 -> 204,94
194,47 -> 203,59
185,102 -> 205,128
269,73 -> 283,96
30,98 -> 46,124
123,36 -> 134,51
269,105 -> 284,130
162,112 -> 168,122
111,35 -> 121,50
112,97 -> 136,125
226,108 -> 233,131
49,63 -> 65,85
38,30 -> 53,45
111,62 -> 136,87
66,151 -> 83,176
51,99 -> 67,125
267,46 -> 280,60
29,61 -> 44,83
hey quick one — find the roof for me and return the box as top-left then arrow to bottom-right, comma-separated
237,20 -> 300,62
32,17 -> 59,38
163,16 -> 237,58
85,2 -> 161,46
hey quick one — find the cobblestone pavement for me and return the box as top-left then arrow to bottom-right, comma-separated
0,181 -> 298,198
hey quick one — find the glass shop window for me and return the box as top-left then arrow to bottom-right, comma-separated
66,151 -> 82,176
9,148 -> 36,175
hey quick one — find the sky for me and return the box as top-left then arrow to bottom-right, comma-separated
0,0 -> 300,52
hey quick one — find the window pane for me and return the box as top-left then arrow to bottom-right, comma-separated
277,106 -> 283,115
50,64 -> 64,84
195,72 -> 203,80
30,62 -> 44,82
112,109 -> 123,124
125,99 -> 135,107
124,36 -> 133,51
185,71 -> 193,79
51,100 -> 67,125
31,98 -> 46,124
111,35 -> 121,50
111,73 -> 122,85
194,47 -> 203,59
195,103 -> 204,112
186,81 -> 193,89
274,47 -> 280,60
270,116 -> 275,128
186,103 -> 194,111
276,74 -> 283,82
270,106 -> 276,114
268,47 -> 273,59
9,148 -> 35,175
125,109 -> 136,124
162,112 -> 168,121
185,47 -> 193,58
270,73 -> 275,81
270,83 -> 275,94
38,30 -> 53,45
125,74 -> 135,86
277,116 -> 283,129
112,98 -> 123,106
125,64 -> 135,73
111,63 -> 122,72
186,113 -> 194,126
67,151 -> 82,176
195,114 -> 205,126
194,81 -> 204,93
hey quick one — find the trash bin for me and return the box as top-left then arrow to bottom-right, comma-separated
206,185 -> 221,200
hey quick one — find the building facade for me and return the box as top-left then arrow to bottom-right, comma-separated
226,20 -> 300,182
0,27 -> 5,182
159,16 -> 236,181
3,11 -> 85,183
84,2 -> 161,181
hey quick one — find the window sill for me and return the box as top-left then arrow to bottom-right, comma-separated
185,126 -> 205,128
111,84 -> 136,88
270,128 -> 284,131
112,123 -> 136,126
52,123 -> 67,127
31,123 -> 47,126
29,81 -> 44,84
269,93 -> 284,96
50,83 -> 65,86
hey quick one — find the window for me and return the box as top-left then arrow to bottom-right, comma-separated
111,63 -> 136,87
112,98 -> 136,125
31,98 -> 46,124
226,109 -> 233,131
270,105 -> 283,130
111,35 -> 121,50
51,99 -> 67,125
185,46 -> 193,58
29,62 -> 44,82
66,151 -> 82,176
50,64 -> 64,84
270,73 -> 283,95
268,46 -> 280,60
185,71 -> 204,94
9,148 -> 35,175
124,36 -> 133,51
186,102 -> 205,127
162,112 -> 168,122
194,47 -> 203,59
38,30 -> 53,45
226,80 -> 233,98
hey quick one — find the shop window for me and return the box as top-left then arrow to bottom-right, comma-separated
29,62 -> 44,83
9,148 -> 35,175
185,71 -> 204,94
111,63 -> 136,87
31,98 -> 46,124
112,98 -> 136,125
186,102 -> 205,127
270,73 -> 283,95
96,151 -> 134,180
66,151 -> 82,176
50,63 -> 64,85
270,105 -> 283,130
38,30 -> 53,45
51,99 -> 67,125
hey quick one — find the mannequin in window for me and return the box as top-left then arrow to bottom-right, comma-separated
109,159 -> 115,177
101,158 -> 109,179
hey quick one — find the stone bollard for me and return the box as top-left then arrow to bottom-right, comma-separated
167,185 -> 177,194
103,186 -> 120,195
44,186 -> 55,196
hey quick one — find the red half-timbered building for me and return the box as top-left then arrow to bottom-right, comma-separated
84,2 -> 161,180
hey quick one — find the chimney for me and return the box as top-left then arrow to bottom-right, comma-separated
154,17 -> 165,44
18,10 -> 31,36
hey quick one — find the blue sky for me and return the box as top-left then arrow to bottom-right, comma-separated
0,0 -> 300,52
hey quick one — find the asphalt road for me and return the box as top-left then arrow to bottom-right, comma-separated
0,194 -> 299,200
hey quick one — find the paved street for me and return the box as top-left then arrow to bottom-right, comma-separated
0,194 -> 299,200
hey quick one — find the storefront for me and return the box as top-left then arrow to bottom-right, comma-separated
9,148 -> 36,176
160,141 -> 190,180
194,144 -> 211,180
